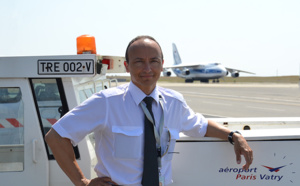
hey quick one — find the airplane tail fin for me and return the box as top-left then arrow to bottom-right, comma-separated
172,43 -> 182,65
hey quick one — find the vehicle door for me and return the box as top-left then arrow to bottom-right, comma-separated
0,78 -> 49,185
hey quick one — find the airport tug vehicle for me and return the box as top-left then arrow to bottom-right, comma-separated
0,35 -> 299,185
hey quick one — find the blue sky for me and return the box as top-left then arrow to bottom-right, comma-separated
1,0 -> 300,76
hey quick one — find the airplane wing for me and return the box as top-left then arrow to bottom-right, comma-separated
164,64 -> 255,74
163,64 -> 204,69
225,67 -> 255,75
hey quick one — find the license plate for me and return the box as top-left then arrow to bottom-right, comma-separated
38,59 -> 94,75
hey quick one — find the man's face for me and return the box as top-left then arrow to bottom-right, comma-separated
124,38 -> 164,94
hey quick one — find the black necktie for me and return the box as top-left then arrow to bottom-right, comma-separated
141,97 -> 159,186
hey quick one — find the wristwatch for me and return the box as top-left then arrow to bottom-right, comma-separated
228,131 -> 241,145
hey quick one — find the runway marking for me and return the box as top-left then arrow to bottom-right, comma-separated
202,113 -> 229,118
181,92 -> 300,107
246,106 -> 284,112
201,101 -> 232,106
181,91 -> 300,104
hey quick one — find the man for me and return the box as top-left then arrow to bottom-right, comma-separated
45,36 -> 253,186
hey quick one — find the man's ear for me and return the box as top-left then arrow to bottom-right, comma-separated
161,60 -> 164,71
124,61 -> 130,72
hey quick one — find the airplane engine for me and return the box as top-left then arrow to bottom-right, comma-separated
163,69 -> 172,77
231,71 -> 239,78
182,69 -> 190,75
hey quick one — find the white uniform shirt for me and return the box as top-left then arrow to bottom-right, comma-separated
53,82 -> 208,186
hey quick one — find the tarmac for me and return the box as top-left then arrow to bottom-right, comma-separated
157,82 -> 300,118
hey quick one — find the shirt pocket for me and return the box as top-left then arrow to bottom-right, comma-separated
112,126 -> 143,159
164,128 -> 180,161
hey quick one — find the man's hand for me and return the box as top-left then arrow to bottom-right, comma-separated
233,133 -> 253,170
80,177 -> 118,186
205,120 -> 254,170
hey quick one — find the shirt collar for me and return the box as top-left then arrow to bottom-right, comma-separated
128,82 -> 160,105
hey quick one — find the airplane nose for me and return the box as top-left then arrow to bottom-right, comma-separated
221,68 -> 228,76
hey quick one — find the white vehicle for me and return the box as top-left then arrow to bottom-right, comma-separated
163,43 -> 255,83
0,37 -> 299,185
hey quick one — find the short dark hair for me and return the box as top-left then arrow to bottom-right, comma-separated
125,35 -> 164,63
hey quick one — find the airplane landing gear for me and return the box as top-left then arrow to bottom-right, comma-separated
212,79 -> 220,83
200,79 -> 209,83
185,79 -> 194,83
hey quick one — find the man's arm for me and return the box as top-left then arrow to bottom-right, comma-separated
45,128 -> 89,186
205,119 -> 253,170
45,129 -> 118,186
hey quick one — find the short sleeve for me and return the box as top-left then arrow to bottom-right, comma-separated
52,92 -> 107,146
179,99 -> 208,137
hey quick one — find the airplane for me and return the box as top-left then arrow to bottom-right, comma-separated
163,43 -> 255,83
262,165 -> 287,172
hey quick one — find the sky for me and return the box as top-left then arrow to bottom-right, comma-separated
1,0 -> 300,77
